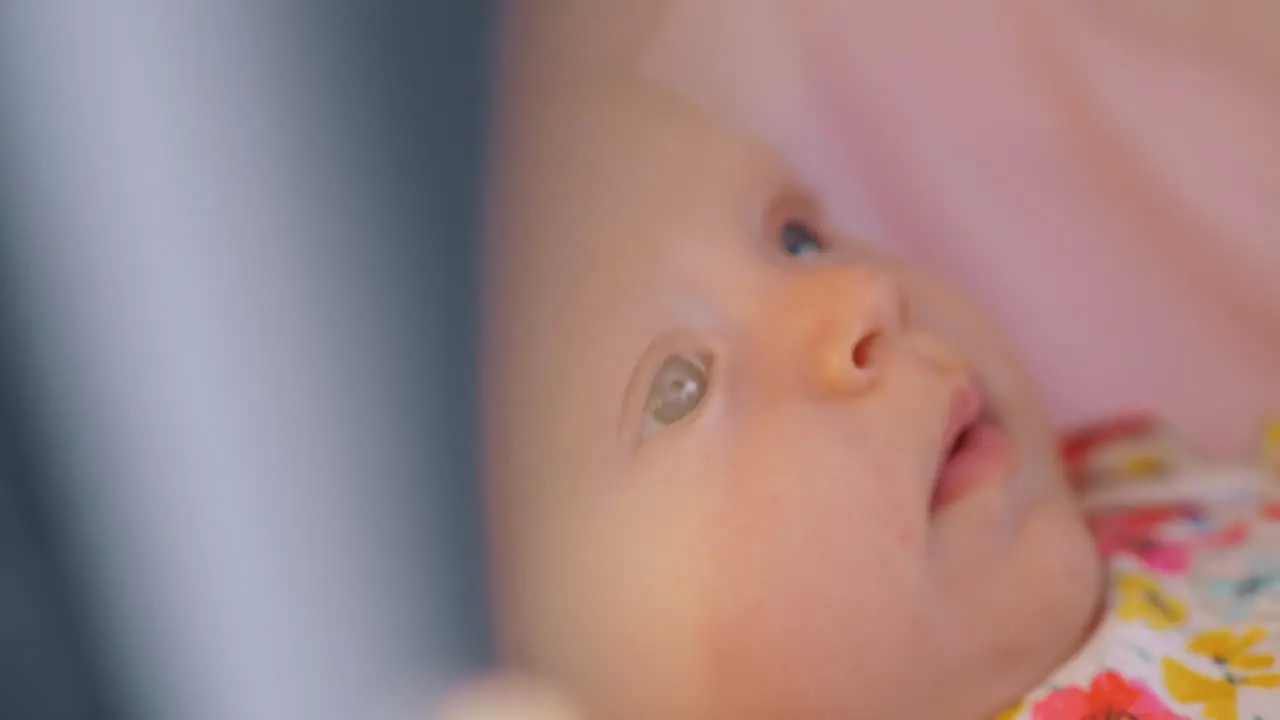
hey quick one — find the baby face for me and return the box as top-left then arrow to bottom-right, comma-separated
486,78 -> 1102,719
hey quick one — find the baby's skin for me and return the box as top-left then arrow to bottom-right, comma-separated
479,13 -> 1105,718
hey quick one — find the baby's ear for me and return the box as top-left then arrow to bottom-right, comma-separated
432,672 -> 584,720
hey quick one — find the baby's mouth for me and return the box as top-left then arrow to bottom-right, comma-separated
930,383 -> 1015,513
945,417 -> 980,462
939,383 -> 984,464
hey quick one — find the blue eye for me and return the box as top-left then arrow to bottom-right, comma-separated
780,220 -> 825,258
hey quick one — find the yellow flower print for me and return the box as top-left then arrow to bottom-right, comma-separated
992,701 -> 1024,720
1262,419 -> 1280,449
1120,452 -> 1169,477
1115,572 -> 1187,630
1260,418 -> 1280,472
1163,626 -> 1280,720
1191,626 -> 1280,672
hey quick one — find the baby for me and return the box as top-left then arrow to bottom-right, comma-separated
477,9 -> 1280,719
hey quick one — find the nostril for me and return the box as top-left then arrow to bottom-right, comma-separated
852,331 -> 882,371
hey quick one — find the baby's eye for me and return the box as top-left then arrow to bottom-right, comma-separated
780,220 -> 826,258
645,352 -> 711,427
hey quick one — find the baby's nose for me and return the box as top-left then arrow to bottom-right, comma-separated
794,265 -> 908,396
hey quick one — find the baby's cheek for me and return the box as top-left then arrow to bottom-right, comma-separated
695,470 -> 932,716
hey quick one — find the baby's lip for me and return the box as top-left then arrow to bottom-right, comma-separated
938,381 -> 984,466
930,379 -> 1016,512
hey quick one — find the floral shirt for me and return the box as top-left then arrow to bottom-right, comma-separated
998,415 -> 1280,720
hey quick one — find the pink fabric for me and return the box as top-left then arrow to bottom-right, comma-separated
645,0 -> 1280,455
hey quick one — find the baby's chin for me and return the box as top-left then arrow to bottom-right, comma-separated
924,485 -> 1102,717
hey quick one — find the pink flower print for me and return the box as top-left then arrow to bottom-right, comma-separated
1090,509 -> 1194,575
1089,507 -> 1248,576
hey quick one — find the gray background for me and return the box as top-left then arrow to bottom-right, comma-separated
0,1 -> 496,718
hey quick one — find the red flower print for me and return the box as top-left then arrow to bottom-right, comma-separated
1200,521 -> 1249,549
1061,413 -> 1159,472
1032,671 -> 1186,719
1263,501 -> 1280,521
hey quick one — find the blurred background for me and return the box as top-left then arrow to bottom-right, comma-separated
0,1 -> 496,719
